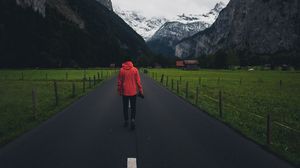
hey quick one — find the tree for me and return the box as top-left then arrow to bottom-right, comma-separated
214,50 -> 227,69
226,49 -> 240,68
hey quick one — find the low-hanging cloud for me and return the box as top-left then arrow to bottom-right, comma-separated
112,0 -> 229,18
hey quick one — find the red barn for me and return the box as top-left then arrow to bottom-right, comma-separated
176,60 -> 199,70
176,61 -> 185,68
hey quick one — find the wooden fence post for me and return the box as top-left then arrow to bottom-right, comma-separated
219,90 -> 223,118
93,75 -> 96,87
199,77 -> 202,86
166,76 -> 169,87
279,80 -> 282,88
177,80 -> 180,94
89,77 -> 91,88
267,113 -> 272,145
160,74 -> 165,84
66,72 -> 68,80
195,86 -> 199,105
171,79 -> 174,91
72,82 -> 76,97
185,81 -> 189,99
32,88 -> 37,119
83,78 -> 86,93
97,72 -> 100,81
54,81 -> 58,106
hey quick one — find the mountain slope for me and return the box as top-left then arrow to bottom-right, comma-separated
114,8 -> 168,41
146,2 -> 225,57
176,0 -> 300,67
96,0 -> 113,11
147,21 -> 209,57
0,0 -> 148,68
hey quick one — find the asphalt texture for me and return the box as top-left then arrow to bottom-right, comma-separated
0,75 -> 295,168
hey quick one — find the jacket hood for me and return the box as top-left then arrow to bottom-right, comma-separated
122,61 -> 134,70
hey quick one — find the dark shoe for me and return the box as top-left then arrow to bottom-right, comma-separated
130,119 -> 136,130
124,121 -> 128,127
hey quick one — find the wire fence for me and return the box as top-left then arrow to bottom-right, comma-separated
0,70 -> 118,145
146,71 -> 300,164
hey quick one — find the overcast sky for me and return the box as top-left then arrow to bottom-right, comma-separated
112,0 -> 230,18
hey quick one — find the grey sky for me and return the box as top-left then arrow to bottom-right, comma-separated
112,0 -> 230,18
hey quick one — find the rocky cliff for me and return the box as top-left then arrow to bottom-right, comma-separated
96,0 -> 113,11
175,0 -> 300,66
47,0 -> 85,29
16,0 -> 47,17
0,0 -> 149,68
16,0 -> 112,28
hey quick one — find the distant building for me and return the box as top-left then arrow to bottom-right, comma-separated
176,61 -> 185,68
110,63 -> 116,68
281,64 -> 289,71
176,60 -> 199,70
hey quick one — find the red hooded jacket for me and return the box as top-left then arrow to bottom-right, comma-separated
118,61 -> 143,96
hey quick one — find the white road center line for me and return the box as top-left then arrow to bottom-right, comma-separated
127,158 -> 137,168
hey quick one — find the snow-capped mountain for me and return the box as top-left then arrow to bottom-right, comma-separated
115,2 -> 226,42
149,2 -> 225,42
175,2 -> 225,25
146,21 -> 210,57
147,2 -> 226,57
114,7 -> 168,41
151,22 -> 209,40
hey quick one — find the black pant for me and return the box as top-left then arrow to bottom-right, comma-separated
122,95 -> 137,121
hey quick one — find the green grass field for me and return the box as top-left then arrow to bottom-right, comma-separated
147,68 -> 300,165
0,69 -> 117,146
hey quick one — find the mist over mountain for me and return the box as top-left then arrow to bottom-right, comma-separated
0,0 -> 149,68
176,0 -> 300,67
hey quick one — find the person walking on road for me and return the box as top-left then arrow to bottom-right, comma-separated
118,59 -> 144,130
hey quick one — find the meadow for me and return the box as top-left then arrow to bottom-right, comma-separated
147,68 -> 300,165
0,69 -> 117,146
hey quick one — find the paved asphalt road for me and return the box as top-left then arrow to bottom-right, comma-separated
0,75 -> 295,168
